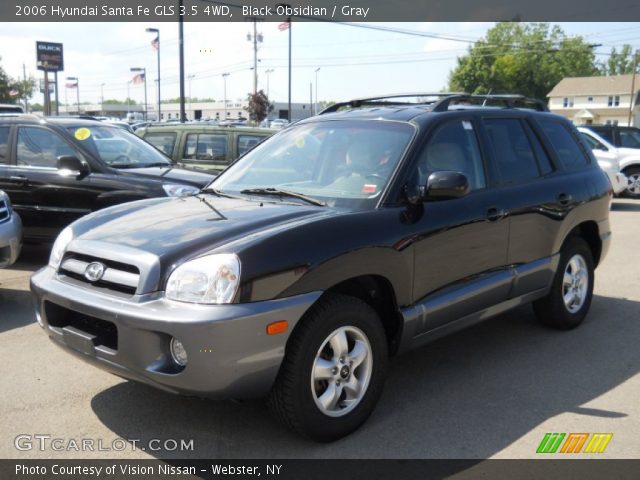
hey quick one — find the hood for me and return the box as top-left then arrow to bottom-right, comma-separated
72,194 -> 332,265
122,165 -> 215,188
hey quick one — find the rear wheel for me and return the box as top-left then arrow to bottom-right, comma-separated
533,237 -> 594,329
267,293 -> 388,441
624,166 -> 640,199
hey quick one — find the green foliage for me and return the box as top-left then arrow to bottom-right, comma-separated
598,45 -> 639,75
0,56 -> 36,103
244,90 -> 273,123
448,23 -> 599,99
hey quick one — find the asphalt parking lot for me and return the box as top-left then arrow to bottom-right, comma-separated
1,199 -> 639,460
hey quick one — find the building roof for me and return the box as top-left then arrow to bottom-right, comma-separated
548,74 -> 639,97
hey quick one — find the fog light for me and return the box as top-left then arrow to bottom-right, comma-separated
170,337 -> 188,366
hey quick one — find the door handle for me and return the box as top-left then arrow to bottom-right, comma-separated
557,193 -> 572,206
486,207 -> 506,222
9,175 -> 28,185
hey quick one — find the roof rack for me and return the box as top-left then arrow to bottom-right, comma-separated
319,93 -> 465,114
319,92 -> 548,114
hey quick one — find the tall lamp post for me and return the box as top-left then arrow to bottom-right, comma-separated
188,74 -> 195,115
314,67 -> 320,115
66,76 -> 80,114
265,68 -> 274,98
130,67 -> 148,120
146,27 -> 160,121
222,73 -> 230,119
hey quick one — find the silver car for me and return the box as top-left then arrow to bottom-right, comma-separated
0,190 -> 22,268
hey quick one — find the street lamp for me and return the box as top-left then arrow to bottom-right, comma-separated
146,27 -> 160,121
188,74 -> 195,115
314,67 -> 320,115
265,68 -> 274,98
222,73 -> 230,119
66,76 -> 79,114
246,18 -> 264,95
131,67 -> 148,120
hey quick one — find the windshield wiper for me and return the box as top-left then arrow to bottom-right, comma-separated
140,162 -> 171,168
239,187 -> 326,207
200,188 -> 241,200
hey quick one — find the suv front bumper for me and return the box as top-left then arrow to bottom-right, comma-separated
31,266 -> 320,398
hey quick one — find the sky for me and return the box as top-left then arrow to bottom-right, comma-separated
1,21 -> 640,107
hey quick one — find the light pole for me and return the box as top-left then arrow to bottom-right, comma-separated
222,73 -> 229,119
188,74 -> 195,115
130,67 -> 148,120
246,18 -> 264,95
265,68 -> 274,98
66,76 -> 79,114
146,27 -> 160,121
100,83 -> 105,115
314,67 -> 320,115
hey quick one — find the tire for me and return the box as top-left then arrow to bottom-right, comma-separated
267,293 -> 388,442
533,237 -> 594,330
624,166 -> 640,199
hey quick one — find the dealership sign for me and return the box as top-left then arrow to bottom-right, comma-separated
36,41 -> 64,71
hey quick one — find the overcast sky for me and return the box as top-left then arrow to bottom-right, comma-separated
1,22 -> 639,107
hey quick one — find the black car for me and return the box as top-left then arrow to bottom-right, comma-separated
0,115 -> 214,241
31,94 -> 611,441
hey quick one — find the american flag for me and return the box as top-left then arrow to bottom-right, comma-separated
9,89 -> 19,97
65,81 -> 77,89
132,73 -> 145,85
278,21 -> 289,31
151,36 -> 159,50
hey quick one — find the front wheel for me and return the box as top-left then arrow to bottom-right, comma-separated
624,167 -> 640,199
533,237 -> 594,329
267,294 -> 388,441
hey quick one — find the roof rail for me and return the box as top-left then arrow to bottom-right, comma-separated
319,92 -> 548,114
432,94 -> 548,112
319,92 -> 465,114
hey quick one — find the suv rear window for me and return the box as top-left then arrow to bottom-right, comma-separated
538,119 -> 590,170
144,132 -> 177,156
0,127 -> 9,163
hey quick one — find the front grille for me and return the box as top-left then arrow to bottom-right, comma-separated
45,302 -> 118,351
59,252 -> 140,295
0,199 -> 8,223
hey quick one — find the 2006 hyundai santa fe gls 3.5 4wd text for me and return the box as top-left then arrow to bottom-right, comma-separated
31,94 -> 612,441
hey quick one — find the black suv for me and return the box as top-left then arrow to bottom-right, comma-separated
31,94 -> 611,441
0,115 -> 214,241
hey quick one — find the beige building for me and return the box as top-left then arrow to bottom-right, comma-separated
548,74 -> 640,126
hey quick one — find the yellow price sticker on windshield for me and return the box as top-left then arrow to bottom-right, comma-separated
74,128 -> 91,141
295,136 -> 305,149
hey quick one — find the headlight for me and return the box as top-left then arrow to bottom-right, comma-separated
49,227 -> 74,269
166,254 -> 240,304
163,184 -> 200,197
1,191 -> 12,215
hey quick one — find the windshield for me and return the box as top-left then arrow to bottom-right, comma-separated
66,125 -> 172,169
211,120 -> 414,208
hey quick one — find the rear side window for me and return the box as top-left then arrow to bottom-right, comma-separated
183,133 -> 228,162
483,118 -> 540,184
590,127 -> 614,144
0,127 -> 9,163
237,135 -> 265,156
538,119 -> 590,170
619,129 -> 640,149
144,132 -> 176,156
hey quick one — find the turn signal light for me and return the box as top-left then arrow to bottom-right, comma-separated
267,320 -> 289,335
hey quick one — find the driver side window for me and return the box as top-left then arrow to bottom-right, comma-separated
414,120 -> 486,190
17,127 -> 77,168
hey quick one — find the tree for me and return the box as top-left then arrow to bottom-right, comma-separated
448,23 -> 599,100
598,45 -> 639,75
0,56 -> 35,104
244,90 -> 273,124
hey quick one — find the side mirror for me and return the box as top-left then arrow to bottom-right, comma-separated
57,156 -> 89,178
426,171 -> 470,199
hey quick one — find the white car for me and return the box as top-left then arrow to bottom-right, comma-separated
578,127 -> 629,196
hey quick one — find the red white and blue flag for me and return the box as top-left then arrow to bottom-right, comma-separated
132,73 -> 145,85
151,36 -> 159,50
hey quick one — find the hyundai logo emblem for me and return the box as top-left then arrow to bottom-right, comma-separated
84,262 -> 106,282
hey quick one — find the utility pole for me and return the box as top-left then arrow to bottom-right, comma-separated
628,50 -> 639,127
314,67 -> 320,115
146,27 -> 161,121
22,64 -> 28,112
222,73 -> 229,119
178,0 -> 186,123
188,74 -> 195,115
54,71 -> 59,116
43,68 -> 50,116
265,68 -> 274,98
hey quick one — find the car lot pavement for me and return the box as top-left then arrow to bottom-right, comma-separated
1,200 -> 639,459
